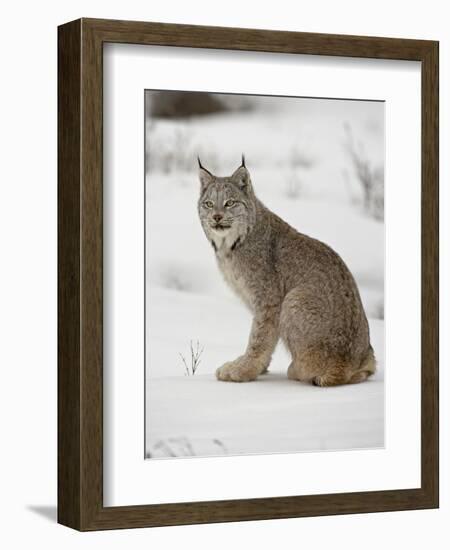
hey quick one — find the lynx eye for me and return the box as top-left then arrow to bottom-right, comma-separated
224,199 -> 236,208
203,200 -> 214,208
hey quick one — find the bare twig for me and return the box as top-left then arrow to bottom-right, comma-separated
343,123 -> 384,221
179,340 -> 204,376
179,353 -> 190,376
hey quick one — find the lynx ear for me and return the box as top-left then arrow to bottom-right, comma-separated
198,156 -> 214,191
231,155 -> 250,190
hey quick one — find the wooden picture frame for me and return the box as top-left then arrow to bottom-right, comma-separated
58,18 -> 439,531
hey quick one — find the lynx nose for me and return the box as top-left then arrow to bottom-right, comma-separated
213,213 -> 223,223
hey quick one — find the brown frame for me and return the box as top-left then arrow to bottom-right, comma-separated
58,17 -> 439,531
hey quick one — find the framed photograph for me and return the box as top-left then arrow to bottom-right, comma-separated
58,18 -> 439,530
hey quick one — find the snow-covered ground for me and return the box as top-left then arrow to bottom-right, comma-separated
145,93 -> 384,458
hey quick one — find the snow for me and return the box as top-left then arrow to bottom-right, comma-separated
145,93 -> 384,458
146,320 -> 384,459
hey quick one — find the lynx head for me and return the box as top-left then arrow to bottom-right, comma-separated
197,155 -> 257,251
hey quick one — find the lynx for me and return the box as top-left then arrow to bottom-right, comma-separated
197,156 -> 376,386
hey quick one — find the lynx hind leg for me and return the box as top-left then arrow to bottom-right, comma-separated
281,288 -> 376,387
280,288 -> 348,385
312,361 -> 353,387
286,351 -> 350,386
287,361 -> 312,382
288,349 -> 375,387
294,351 -> 353,387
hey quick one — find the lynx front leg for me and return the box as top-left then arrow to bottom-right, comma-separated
216,306 -> 280,382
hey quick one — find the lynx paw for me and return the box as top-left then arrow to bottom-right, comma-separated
216,356 -> 265,382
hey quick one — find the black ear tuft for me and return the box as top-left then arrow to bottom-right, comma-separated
241,153 -> 246,168
198,156 -> 214,190
197,156 -> 213,176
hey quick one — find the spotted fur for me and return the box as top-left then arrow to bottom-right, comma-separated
197,158 -> 376,385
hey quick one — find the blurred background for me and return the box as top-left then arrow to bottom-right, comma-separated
146,92 -> 384,219
145,89 -> 384,319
